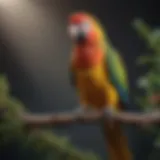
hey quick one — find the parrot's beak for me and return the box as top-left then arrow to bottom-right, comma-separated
75,32 -> 86,44
68,24 -> 87,44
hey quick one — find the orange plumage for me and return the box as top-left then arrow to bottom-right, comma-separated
68,12 -> 132,160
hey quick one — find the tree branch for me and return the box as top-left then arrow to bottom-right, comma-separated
1,108 -> 160,127
20,111 -> 104,127
113,111 -> 160,125
19,110 -> 160,127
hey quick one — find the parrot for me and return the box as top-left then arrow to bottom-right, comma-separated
67,12 -> 132,160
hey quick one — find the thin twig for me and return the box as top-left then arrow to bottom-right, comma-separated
20,111 -> 104,127
114,111 -> 160,125
1,108 -> 160,127
20,110 -> 160,127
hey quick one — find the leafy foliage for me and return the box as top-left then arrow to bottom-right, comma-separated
133,19 -> 160,147
133,19 -> 160,109
0,75 -> 100,160
0,18 -> 159,160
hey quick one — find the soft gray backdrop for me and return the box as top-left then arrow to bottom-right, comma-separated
0,0 -> 159,159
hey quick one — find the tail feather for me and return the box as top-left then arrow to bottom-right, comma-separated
102,121 -> 133,160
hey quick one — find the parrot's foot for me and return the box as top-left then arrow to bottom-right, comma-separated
72,107 -> 89,114
72,106 -> 92,121
102,107 -> 116,126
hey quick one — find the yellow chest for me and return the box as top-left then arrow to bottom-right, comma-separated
76,64 -> 111,108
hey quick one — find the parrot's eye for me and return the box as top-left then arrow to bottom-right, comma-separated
68,25 -> 79,38
80,21 -> 90,33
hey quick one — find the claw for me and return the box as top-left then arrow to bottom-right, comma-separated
72,107 -> 86,114
72,106 -> 89,121
103,107 -> 116,126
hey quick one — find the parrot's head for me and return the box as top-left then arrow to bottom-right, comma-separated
68,12 -> 106,68
68,12 -> 104,45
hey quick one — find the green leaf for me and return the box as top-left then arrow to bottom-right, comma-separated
0,74 -> 100,160
136,55 -> 154,65
132,19 -> 151,41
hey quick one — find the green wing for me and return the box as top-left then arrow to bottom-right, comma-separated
105,46 -> 130,104
68,47 -> 129,104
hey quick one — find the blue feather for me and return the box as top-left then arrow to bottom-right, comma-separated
105,47 -> 129,104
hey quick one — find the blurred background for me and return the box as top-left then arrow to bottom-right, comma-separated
0,0 -> 159,160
